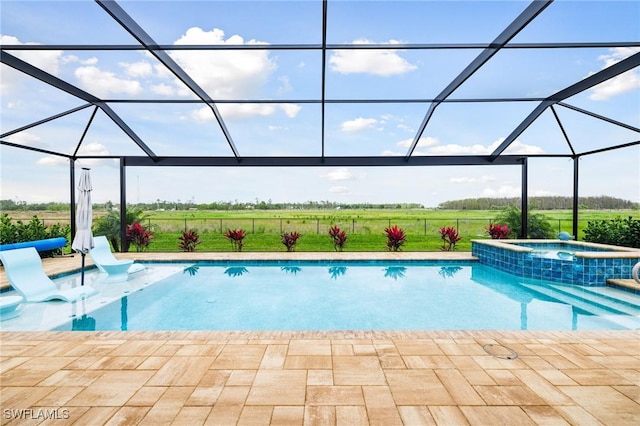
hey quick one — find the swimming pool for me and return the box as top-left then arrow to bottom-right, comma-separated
7,260 -> 632,332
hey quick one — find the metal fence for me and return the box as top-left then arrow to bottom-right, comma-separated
141,217 -> 579,236
23,216 -> 580,236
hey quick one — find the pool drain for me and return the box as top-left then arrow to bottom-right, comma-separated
482,343 -> 518,360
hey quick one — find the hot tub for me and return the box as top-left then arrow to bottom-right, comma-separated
471,239 -> 640,286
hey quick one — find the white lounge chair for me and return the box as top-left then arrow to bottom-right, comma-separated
0,295 -> 24,320
90,236 -> 145,282
0,247 -> 98,302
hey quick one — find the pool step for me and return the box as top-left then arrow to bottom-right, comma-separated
547,284 -> 640,317
518,281 -> 640,317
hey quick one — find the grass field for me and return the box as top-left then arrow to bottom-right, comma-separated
9,208 -> 634,252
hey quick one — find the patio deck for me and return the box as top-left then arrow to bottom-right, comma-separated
1,253 -> 639,425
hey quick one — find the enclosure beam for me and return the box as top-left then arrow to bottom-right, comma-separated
405,0 -> 552,159
0,104 -> 92,139
119,158 -> 127,253
96,0 -> 240,160
70,160 -> 76,241
558,102 -> 640,134
490,50 -> 640,160
521,157 -> 528,239
122,155 -> 526,168
4,41 -> 639,51
0,51 -> 157,159
320,0 -> 328,159
573,157 -> 579,239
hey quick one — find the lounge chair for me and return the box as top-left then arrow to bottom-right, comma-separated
90,236 -> 145,282
0,295 -> 24,320
0,247 -> 98,302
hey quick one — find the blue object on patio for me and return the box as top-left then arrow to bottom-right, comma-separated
0,247 -> 98,302
557,231 -> 574,241
90,236 -> 145,283
0,237 -> 67,252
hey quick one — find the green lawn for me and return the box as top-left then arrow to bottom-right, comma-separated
151,231 -> 460,252
137,209 -> 633,253
10,208 -> 635,253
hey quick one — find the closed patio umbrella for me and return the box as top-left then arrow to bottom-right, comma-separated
71,168 -> 94,286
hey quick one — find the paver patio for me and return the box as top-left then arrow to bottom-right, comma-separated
1,253 -> 639,425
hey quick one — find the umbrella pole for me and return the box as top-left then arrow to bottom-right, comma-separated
80,252 -> 85,286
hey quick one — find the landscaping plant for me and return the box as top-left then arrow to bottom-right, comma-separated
0,213 -> 70,257
384,225 -> 406,251
486,223 -> 510,239
178,229 -> 201,252
126,221 -> 153,252
328,225 -> 347,251
440,226 -> 462,251
583,216 -> 640,248
224,228 -> 246,252
281,231 -> 300,252
494,206 -> 554,239
93,207 -> 147,252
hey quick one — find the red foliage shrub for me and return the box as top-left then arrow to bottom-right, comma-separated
224,228 -> 246,252
328,225 -> 347,252
281,231 -> 300,252
384,225 -> 406,251
440,226 -> 461,251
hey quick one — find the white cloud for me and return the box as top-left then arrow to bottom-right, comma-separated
341,117 -> 378,132
74,66 -> 143,97
482,185 -> 521,198
191,103 -> 300,121
396,136 -> 439,149
121,61 -> 153,78
78,142 -> 110,156
588,47 -> 640,100
36,142 -> 117,168
171,27 -> 276,99
329,185 -> 350,194
0,35 -> 63,75
386,137 -> 543,156
589,70 -> 639,101
279,103 -> 302,118
531,189 -> 557,196
62,56 -> 98,66
325,168 -> 353,181
36,156 -> 68,167
383,136 -> 439,156
329,39 -> 417,76
219,104 -> 276,119
450,176 -> 496,184
151,83 -> 176,96
427,137 -> 544,155
5,131 -> 43,147
278,76 -> 293,93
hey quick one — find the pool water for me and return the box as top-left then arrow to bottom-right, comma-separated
46,262 -> 640,331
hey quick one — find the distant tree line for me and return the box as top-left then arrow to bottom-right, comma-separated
2,196 -> 636,212
437,196 -> 638,210
0,199 -> 69,211
0,199 -> 424,212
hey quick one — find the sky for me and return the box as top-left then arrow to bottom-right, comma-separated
1,0 -> 639,208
